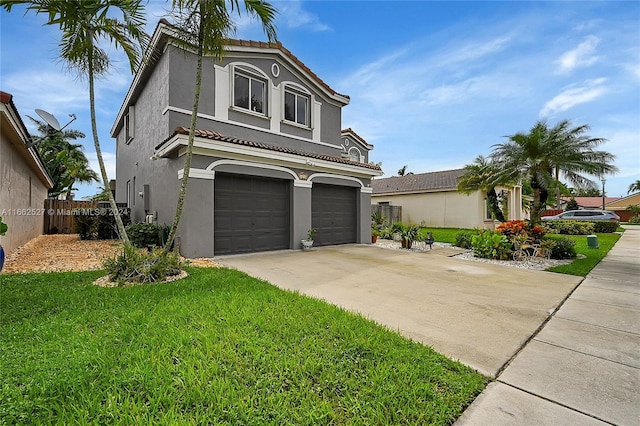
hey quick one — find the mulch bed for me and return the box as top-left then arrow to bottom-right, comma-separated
2,235 -> 123,274
1,234 -> 219,275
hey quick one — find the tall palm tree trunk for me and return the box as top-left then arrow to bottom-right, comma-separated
555,167 -> 561,209
88,47 -> 130,245
164,27 -> 204,254
487,188 -> 506,222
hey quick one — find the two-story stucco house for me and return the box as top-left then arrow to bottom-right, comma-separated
111,20 -> 382,257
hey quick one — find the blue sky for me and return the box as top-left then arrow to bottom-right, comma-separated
1,1 -> 638,199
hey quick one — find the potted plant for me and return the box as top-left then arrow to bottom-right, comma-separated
390,221 -> 405,243
0,216 -> 7,272
401,224 -> 420,249
302,228 -> 316,251
371,228 -> 380,243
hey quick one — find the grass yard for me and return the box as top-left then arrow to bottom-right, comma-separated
1,268 -> 488,425
419,227 -> 467,244
419,226 -> 620,277
546,232 -> 621,276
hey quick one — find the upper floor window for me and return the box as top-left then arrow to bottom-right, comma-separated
234,69 -> 266,115
284,87 -> 310,127
348,147 -> 362,162
124,105 -> 135,144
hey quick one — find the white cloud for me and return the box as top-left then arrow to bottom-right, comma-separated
3,70 -> 88,116
599,129 -> 640,178
439,35 -> 512,66
539,78 -> 608,117
87,151 -> 117,182
556,35 -> 600,73
275,0 -> 331,32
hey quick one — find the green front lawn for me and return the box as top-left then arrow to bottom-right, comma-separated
1,268 -> 488,425
546,233 -> 621,276
419,227 -> 468,244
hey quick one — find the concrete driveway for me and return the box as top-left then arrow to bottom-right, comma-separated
219,244 -> 582,377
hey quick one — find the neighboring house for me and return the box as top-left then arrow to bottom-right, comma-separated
111,20 -> 382,257
604,193 -> 640,222
560,196 -> 621,210
371,169 -> 524,229
0,91 -> 54,254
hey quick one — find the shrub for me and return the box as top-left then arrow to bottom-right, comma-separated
629,216 -> 640,224
566,198 -> 580,211
542,220 -> 594,235
471,230 -> 512,260
401,224 -> 420,243
496,220 -> 528,240
455,231 -> 476,249
591,221 -> 619,233
74,213 -> 97,240
528,224 -> 546,242
126,223 -> 170,248
73,208 -> 130,240
104,245 -> 183,285
545,236 -> 577,259
497,220 -> 546,242
379,226 -> 394,239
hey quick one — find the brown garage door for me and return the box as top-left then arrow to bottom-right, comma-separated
214,173 -> 290,255
312,183 -> 357,246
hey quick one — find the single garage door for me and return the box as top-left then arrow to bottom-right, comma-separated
215,173 -> 290,255
312,183 -> 357,246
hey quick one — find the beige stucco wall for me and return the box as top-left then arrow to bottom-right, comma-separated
372,186 -> 523,229
372,190 -> 494,229
0,136 -> 49,254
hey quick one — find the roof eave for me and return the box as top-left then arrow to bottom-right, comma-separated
156,131 -> 382,177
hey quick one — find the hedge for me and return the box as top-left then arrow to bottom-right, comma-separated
542,220 -> 618,235
74,208 -> 130,240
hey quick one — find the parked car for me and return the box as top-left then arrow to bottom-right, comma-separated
541,210 -> 620,221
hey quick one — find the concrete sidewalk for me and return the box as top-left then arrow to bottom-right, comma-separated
457,227 -> 640,425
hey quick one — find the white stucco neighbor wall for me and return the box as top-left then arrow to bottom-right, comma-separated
0,136 -> 49,254
373,187 -> 534,229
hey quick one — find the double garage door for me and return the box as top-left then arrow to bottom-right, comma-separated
214,174 -> 357,255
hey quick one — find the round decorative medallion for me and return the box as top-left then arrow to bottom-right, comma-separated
344,138 -> 350,146
271,63 -> 280,77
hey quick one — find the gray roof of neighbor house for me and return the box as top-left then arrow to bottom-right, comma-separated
372,169 -> 466,195
156,127 -> 383,171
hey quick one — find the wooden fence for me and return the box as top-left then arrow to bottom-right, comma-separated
371,204 -> 402,225
43,199 -> 98,234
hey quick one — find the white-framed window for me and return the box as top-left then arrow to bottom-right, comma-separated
126,180 -> 132,207
284,86 -> 310,127
485,199 -> 493,221
124,105 -> 135,144
233,68 -> 267,115
348,147 -> 362,162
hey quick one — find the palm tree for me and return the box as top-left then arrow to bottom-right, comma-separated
628,180 -> 640,194
163,0 -> 277,254
2,0 -> 149,245
28,117 -> 98,198
397,165 -> 408,176
457,155 -> 509,222
492,120 -> 618,224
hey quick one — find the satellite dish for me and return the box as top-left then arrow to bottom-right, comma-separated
35,108 -> 61,131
